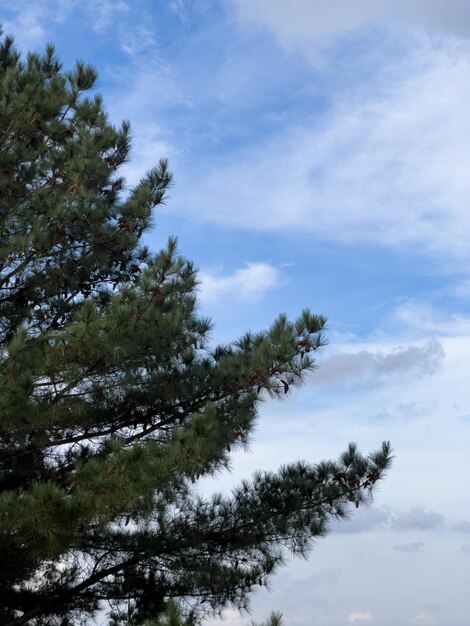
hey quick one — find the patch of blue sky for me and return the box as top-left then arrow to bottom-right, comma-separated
37,2 -> 405,159
136,14 -> 330,154
138,11 -> 419,157
146,216 -> 440,339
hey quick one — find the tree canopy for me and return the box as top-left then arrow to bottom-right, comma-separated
0,33 -> 392,626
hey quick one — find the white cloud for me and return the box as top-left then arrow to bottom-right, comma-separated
391,301 -> 470,337
198,262 -> 286,304
347,611 -> 375,624
5,11 -> 44,48
233,0 -> 386,45
87,0 -> 129,34
232,0 -> 470,45
453,278 -> 470,299
2,1 -> 68,49
176,43 -> 470,266
409,612 -> 437,626
119,123 -> 176,188
4,0 -> 131,50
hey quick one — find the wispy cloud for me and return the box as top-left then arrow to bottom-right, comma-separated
87,0 -> 130,34
347,611 -> 375,624
3,0 -> 131,48
2,0 -> 69,48
391,301 -> 470,337
172,43 -> 470,267
409,612 -> 437,626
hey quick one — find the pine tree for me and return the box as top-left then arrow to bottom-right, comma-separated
0,33 -> 392,626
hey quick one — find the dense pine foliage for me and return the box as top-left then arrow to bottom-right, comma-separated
0,33 -> 392,626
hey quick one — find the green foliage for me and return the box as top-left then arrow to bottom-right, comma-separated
0,32 -> 392,626
250,613 -> 283,626
109,599 -> 192,626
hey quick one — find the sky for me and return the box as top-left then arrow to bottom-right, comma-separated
3,1 -> 470,625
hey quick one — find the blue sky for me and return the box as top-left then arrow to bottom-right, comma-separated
4,2 -> 470,625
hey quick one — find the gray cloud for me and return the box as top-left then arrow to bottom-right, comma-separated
331,506 -> 448,534
394,541 -> 424,554
453,519 -> 470,533
331,506 -> 392,534
392,507 -> 445,531
460,545 -> 470,554
311,339 -> 444,388
300,568 -> 342,587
